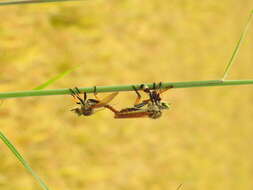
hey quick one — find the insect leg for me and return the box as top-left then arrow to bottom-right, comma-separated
157,82 -> 162,90
159,88 -> 169,95
149,86 -> 156,103
140,84 -> 155,103
74,87 -> 81,94
158,82 -> 173,95
157,82 -> 164,95
132,85 -> 142,106
74,87 -> 87,101
153,82 -> 163,105
69,88 -> 76,96
69,88 -> 80,104
132,85 -> 150,108
74,87 -> 85,101
140,84 -> 150,93
93,86 -> 100,100
83,92 -> 87,101
139,84 -> 157,104
70,87 -> 85,105
152,82 -> 156,90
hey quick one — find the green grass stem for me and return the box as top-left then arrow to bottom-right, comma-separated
0,132 -> 50,190
222,11 -> 253,80
0,0 -> 81,6
1,79 -> 253,99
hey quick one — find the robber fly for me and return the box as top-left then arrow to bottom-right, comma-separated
69,87 -> 118,116
105,82 -> 171,119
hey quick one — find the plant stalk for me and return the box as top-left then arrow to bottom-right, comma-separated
0,0 -> 80,6
1,79 -> 253,99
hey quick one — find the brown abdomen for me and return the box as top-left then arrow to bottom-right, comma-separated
114,112 -> 150,119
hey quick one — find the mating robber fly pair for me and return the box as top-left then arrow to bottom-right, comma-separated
69,83 -> 171,119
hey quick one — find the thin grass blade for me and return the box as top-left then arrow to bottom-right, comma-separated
0,0 -> 81,6
0,131 -> 50,190
222,11 -> 253,80
33,66 -> 78,90
176,184 -> 183,190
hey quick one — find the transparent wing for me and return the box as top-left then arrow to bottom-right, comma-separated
92,92 -> 118,108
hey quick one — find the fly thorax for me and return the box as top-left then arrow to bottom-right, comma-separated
146,103 -> 162,119
86,100 -> 98,107
147,103 -> 160,112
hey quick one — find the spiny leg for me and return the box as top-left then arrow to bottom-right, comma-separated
135,84 -> 152,107
152,82 -> 156,90
93,86 -> 100,101
83,91 -> 87,101
133,85 -> 149,108
143,82 -> 162,105
157,82 -> 173,95
74,87 -> 87,101
139,83 -> 162,104
157,82 -> 166,95
157,82 -> 162,90
154,82 -> 163,105
148,83 -> 159,105
74,87 -> 86,102
132,85 -> 142,106
75,87 -> 85,105
139,84 -> 145,90
69,88 -> 76,96
69,88 -> 81,104
74,87 -> 81,94
69,88 -> 84,105
139,84 -> 149,93
149,84 -> 156,103
159,88 -> 169,95
139,84 -> 155,103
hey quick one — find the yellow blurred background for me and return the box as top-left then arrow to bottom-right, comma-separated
1,0 -> 253,189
